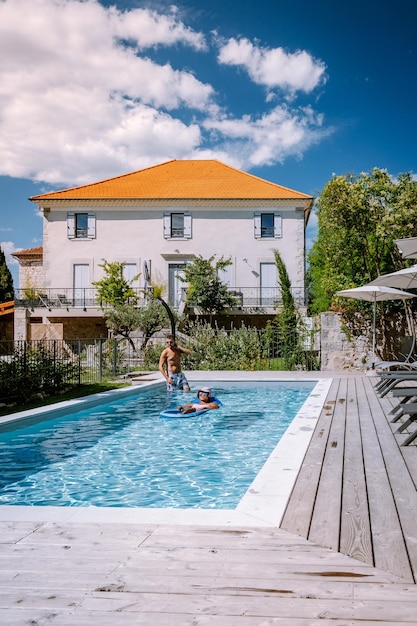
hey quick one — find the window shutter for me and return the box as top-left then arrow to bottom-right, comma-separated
254,212 -> 261,238
67,212 -> 75,239
274,213 -> 282,238
87,213 -> 96,238
163,213 -> 171,238
184,212 -> 192,238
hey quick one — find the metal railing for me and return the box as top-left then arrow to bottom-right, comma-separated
13,286 -> 307,311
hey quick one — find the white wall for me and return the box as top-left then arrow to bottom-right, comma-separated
41,199 -> 307,294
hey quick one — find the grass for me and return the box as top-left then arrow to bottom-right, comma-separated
0,380 -> 130,417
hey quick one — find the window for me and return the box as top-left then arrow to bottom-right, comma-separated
171,213 -> 184,238
67,212 -> 96,239
254,212 -> 282,239
163,212 -> 192,239
75,213 -> 88,238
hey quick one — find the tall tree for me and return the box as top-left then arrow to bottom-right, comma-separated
0,246 -> 14,303
308,168 -> 417,359
308,169 -> 417,312
271,250 -> 303,369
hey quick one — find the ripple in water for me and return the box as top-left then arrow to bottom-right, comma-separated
0,381 -> 314,508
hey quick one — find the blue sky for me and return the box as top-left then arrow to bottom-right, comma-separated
1,0 -> 416,287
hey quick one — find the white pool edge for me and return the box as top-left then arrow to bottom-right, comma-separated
0,373 -> 332,528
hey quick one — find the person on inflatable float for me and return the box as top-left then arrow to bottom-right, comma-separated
177,387 -> 220,414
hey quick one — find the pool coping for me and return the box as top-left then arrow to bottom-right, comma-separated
0,372 -> 332,528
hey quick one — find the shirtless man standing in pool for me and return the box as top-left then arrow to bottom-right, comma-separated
159,335 -> 192,391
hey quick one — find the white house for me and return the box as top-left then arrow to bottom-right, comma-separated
13,159 -> 313,340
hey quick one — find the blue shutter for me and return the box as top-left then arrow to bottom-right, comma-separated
254,212 -> 261,238
67,212 -> 75,239
274,213 -> 282,238
163,213 -> 171,238
87,213 -> 96,238
184,213 -> 192,238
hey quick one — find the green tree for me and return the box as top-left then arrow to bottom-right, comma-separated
95,262 -> 172,350
93,261 -> 139,307
136,300 -> 172,349
103,305 -> 143,349
104,301 -> 172,351
269,250 -> 303,369
308,169 -> 417,312
0,246 -> 14,303
308,168 -> 417,359
179,255 -> 235,321
93,261 -> 140,349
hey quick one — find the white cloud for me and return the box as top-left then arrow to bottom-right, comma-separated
0,0 -> 330,187
0,241 -> 19,269
217,37 -> 327,94
203,106 -> 330,167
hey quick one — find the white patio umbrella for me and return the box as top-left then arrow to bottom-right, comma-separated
335,284 -> 416,367
369,264 -> 417,290
395,237 -> 417,260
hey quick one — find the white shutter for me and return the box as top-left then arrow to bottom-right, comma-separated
123,263 -> 139,287
87,213 -> 96,238
254,212 -> 261,238
67,212 -> 75,239
163,213 -> 171,238
184,212 -> 192,238
274,213 -> 282,238
218,264 -> 233,286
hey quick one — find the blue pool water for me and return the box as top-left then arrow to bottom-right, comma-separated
0,381 -> 315,509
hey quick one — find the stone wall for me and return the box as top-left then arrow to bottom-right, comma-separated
320,311 -> 370,371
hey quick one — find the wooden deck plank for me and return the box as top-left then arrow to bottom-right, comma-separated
282,373 -> 417,584
339,377 -> 373,564
350,377 -> 413,581
307,378 -> 347,550
279,379 -> 338,537
364,376 -> 417,582
400,447 -> 417,489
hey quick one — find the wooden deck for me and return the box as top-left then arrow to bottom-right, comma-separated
281,375 -> 417,585
0,373 -> 417,624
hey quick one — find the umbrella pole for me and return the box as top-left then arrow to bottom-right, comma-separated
372,298 -> 376,368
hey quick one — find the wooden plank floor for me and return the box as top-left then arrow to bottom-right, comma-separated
1,374 -> 417,624
281,375 -> 417,584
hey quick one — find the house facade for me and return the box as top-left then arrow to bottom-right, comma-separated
13,159 -> 313,340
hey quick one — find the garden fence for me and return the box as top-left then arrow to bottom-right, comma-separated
0,327 -> 320,402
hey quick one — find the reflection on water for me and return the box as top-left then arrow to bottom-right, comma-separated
0,381 -> 314,508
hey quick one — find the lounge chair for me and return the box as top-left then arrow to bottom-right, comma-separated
374,371 -> 417,397
37,293 -> 53,311
57,293 -> 71,310
374,336 -> 417,371
393,403 -> 417,445
390,387 -> 417,421
375,359 -> 417,372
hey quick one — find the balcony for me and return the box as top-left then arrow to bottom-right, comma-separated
14,287 -> 306,312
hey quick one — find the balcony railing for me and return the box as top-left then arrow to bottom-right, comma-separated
14,287 -> 306,312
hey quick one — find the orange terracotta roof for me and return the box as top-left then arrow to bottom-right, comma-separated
12,246 -> 43,258
30,160 -> 313,202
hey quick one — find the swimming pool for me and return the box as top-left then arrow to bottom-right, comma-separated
0,381 -> 316,509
